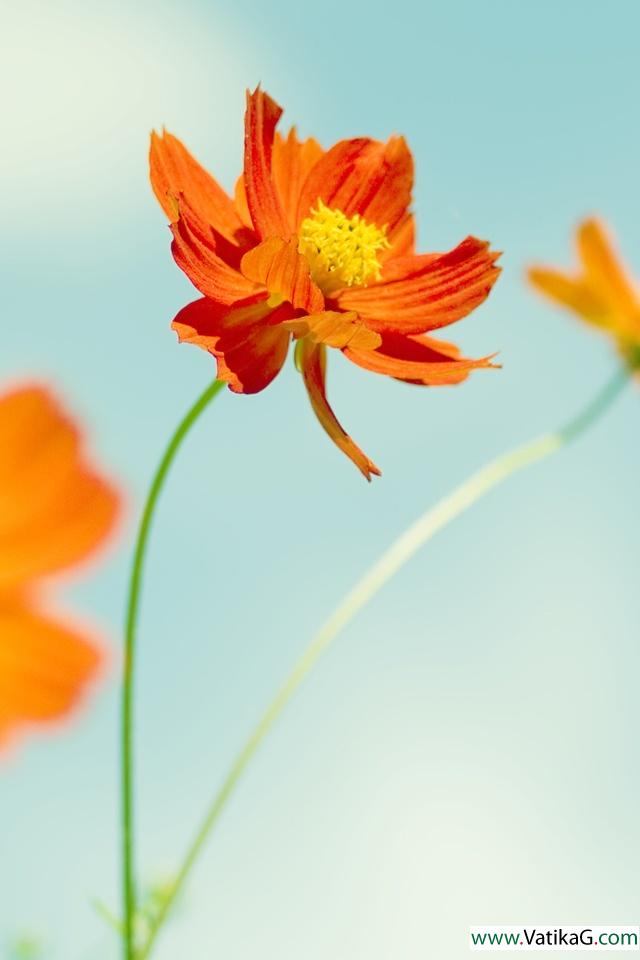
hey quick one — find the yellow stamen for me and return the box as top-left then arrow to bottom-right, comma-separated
298,200 -> 390,295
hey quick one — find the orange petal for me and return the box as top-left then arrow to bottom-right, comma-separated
298,339 -> 381,481
296,136 -> 413,233
171,195 -> 266,306
343,331 -> 497,385
577,218 -> 640,327
527,266 -> 608,326
335,237 -> 501,334
241,237 -> 324,313
234,175 -> 253,229
284,311 -> 382,350
173,297 -> 292,394
0,597 -> 102,750
381,212 -> 416,263
0,386 -> 121,590
150,130 -> 253,248
272,128 -> 324,233
243,87 -> 290,240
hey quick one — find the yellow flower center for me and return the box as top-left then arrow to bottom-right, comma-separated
298,200 -> 390,295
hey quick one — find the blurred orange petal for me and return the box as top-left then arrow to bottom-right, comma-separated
0,385 -> 121,590
0,597 -> 102,749
0,383 -> 120,753
576,219 -> 640,330
527,267 -> 607,326
527,218 -> 640,359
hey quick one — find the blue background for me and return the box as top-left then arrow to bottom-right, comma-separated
2,0 -> 639,956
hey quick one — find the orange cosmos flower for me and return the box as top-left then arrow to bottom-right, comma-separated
528,217 -> 640,367
0,384 -> 121,751
150,87 -> 501,479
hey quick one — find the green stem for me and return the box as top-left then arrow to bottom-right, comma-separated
120,378 -> 224,960
139,368 -> 628,959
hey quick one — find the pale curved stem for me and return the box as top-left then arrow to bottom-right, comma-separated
139,368 -> 628,959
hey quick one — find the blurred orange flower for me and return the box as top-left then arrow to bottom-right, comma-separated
150,87 -> 501,479
528,218 -> 640,366
0,385 -> 121,751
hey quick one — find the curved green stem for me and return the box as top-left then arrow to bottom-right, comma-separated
120,378 -> 224,960
139,368 -> 629,959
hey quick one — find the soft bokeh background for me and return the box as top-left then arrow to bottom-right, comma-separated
2,0 -> 639,956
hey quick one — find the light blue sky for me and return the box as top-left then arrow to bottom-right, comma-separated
2,1 -> 639,957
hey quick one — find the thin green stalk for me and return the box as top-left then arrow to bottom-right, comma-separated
139,368 -> 629,959
121,378 -> 224,960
